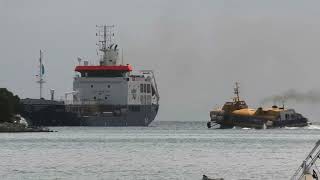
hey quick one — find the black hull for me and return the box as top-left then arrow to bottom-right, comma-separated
21,99 -> 159,127
21,99 -> 80,126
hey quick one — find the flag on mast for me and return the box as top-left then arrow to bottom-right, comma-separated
39,50 -> 45,75
41,64 -> 45,75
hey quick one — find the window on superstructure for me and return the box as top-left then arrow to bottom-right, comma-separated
140,84 -> 143,93
285,114 -> 289,120
107,85 -> 111,88
91,85 -> 93,88
143,84 -> 147,93
93,96 -> 96,100
80,71 -> 126,77
147,84 -> 151,93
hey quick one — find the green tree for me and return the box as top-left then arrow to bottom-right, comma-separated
0,88 -> 22,123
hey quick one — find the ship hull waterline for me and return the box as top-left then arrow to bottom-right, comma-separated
74,105 -> 159,126
208,117 -> 309,129
21,100 -> 159,127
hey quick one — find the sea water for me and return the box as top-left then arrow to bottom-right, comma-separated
0,121 -> 320,180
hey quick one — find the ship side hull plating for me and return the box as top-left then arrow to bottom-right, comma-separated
21,99 -> 159,126
210,116 -> 309,129
68,104 -> 159,126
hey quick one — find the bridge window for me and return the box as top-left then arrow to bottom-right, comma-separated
143,84 -> 147,93
147,84 -> 151,93
80,71 -> 127,77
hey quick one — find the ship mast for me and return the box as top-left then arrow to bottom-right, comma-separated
234,82 -> 240,102
96,25 -> 119,66
37,50 -> 45,99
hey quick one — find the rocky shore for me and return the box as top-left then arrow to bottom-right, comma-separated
0,122 -> 54,132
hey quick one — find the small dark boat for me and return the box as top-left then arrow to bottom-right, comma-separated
202,175 -> 224,180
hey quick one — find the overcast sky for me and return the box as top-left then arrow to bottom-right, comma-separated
1,0 -> 320,122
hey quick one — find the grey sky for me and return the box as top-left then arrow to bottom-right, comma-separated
1,0 -> 320,122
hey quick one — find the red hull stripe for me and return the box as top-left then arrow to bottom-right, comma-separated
75,65 -> 133,72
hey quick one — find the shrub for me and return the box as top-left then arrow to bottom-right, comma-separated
0,88 -> 22,123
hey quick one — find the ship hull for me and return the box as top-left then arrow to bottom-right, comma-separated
209,116 -> 309,129
74,105 -> 159,126
21,99 -> 80,126
21,99 -> 159,127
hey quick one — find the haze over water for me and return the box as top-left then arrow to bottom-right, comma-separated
1,121 -> 320,180
2,1 -> 320,179
2,0 -> 320,122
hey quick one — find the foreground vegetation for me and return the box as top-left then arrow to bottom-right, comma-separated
0,88 -> 22,123
0,88 -> 53,132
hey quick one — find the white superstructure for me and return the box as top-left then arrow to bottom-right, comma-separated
72,73 -> 157,106
65,25 -> 159,126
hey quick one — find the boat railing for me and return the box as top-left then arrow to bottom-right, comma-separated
291,140 -> 320,180
64,100 -> 107,105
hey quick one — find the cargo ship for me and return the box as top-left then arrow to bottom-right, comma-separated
21,25 -> 160,126
207,83 -> 309,129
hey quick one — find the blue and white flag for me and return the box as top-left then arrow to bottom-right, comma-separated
41,64 -> 45,75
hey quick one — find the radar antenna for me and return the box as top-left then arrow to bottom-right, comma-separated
96,25 -> 119,66
234,82 -> 240,102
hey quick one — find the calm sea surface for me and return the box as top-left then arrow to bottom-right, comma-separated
0,121 -> 320,180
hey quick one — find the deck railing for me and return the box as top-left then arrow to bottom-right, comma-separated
291,140 -> 320,180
